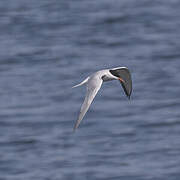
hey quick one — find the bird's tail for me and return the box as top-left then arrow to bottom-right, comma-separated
72,77 -> 89,88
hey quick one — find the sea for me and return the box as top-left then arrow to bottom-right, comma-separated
0,0 -> 180,179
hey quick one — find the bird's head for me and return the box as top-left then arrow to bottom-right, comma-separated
109,67 -> 132,99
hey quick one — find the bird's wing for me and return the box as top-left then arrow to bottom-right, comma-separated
74,77 -> 103,130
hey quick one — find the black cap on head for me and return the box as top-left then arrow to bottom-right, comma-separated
110,68 -> 132,98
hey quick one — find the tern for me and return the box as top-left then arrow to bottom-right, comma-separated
72,67 -> 132,130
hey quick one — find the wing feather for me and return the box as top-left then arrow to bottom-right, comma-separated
73,78 -> 103,130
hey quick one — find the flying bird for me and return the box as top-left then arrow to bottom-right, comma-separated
72,67 -> 132,130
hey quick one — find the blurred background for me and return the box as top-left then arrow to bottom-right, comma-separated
0,0 -> 180,179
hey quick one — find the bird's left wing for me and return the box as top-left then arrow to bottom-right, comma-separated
74,78 -> 103,130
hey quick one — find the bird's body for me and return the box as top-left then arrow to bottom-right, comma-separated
73,67 -> 132,130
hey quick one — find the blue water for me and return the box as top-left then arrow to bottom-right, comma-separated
0,0 -> 180,179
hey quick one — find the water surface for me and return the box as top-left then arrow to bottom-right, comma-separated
0,0 -> 180,179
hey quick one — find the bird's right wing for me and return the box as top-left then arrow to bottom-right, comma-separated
74,78 -> 103,130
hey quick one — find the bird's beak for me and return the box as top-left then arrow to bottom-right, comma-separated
118,78 -> 125,83
110,68 -> 132,99
118,77 -> 132,99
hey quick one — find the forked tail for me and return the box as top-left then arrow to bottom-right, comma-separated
72,77 -> 89,88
